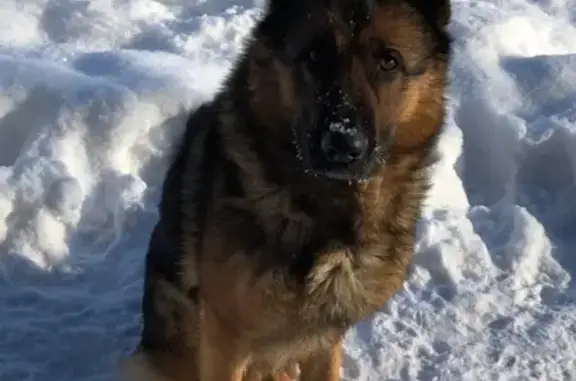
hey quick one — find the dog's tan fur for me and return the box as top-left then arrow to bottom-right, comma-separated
119,0 -> 452,380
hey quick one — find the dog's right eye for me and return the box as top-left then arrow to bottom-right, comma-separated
309,50 -> 317,61
298,33 -> 337,65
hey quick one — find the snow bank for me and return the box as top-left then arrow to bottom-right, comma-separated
1,0 -> 576,380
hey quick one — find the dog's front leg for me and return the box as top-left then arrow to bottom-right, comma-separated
197,301 -> 249,381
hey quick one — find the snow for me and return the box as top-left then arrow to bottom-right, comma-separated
1,0 -> 576,379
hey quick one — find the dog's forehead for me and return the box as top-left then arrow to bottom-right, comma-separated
333,0 -> 423,34
331,0 -> 374,29
330,1 -> 429,56
275,0 -> 430,61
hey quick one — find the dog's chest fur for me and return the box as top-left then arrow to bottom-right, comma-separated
198,130 -> 425,331
172,104 -> 434,368
204,169 -> 421,367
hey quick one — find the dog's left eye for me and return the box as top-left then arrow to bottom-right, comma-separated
376,49 -> 400,72
378,55 -> 398,71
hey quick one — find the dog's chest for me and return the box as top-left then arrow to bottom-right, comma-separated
249,249 -> 380,367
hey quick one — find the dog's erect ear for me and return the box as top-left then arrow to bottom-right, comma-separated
256,0 -> 324,60
257,0 -> 308,46
431,0 -> 452,29
407,0 -> 451,31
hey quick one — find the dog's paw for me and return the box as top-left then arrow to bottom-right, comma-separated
280,361 -> 301,380
244,361 -> 300,381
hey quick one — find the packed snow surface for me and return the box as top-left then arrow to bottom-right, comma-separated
1,0 -> 576,380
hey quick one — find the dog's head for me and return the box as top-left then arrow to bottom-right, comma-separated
246,0 -> 451,181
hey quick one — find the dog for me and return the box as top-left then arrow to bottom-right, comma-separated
118,0 -> 452,379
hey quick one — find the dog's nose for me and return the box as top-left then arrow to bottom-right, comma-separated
320,123 -> 369,164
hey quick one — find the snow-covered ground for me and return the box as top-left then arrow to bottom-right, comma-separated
1,0 -> 576,380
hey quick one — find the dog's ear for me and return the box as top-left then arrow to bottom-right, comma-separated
408,0 -> 451,31
432,0 -> 451,30
257,0 -> 306,46
256,0 -> 323,60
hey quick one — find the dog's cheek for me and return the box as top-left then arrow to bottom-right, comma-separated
364,80 -> 399,146
248,54 -> 296,130
393,71 -> 445,150
274,61 -> 296,115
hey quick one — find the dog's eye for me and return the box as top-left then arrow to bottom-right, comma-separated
376,49 -> 400,72
378,55 -> 398,71
300,32 -> 337,65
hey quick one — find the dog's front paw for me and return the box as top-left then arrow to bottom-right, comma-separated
280,361 -> 301,380
244,361 -> 300,381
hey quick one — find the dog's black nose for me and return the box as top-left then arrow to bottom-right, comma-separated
320,125 -> 369,164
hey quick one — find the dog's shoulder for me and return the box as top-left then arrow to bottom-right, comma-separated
143,100 -> 220,281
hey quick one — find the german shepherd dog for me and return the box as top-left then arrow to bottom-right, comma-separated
119,0 -> 452,379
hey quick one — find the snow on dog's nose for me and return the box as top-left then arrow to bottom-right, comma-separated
320,120 -> 369,164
